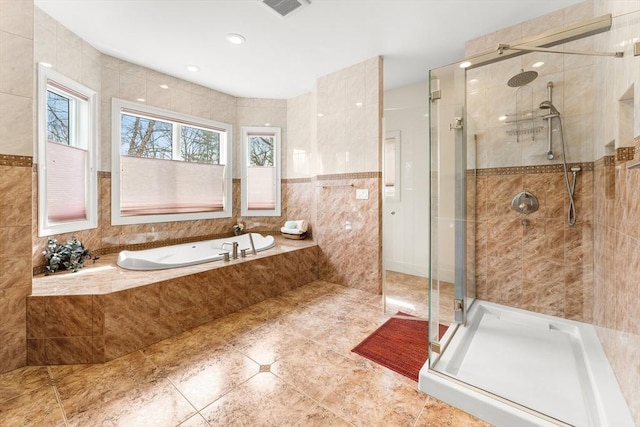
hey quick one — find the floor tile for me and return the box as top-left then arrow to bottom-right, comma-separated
0,277 -> 489,427
199,372 -> 316,426
0,384 -> 66,427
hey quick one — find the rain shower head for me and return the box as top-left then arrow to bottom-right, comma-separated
507,69 -> 538,87
539,100 -> 560,116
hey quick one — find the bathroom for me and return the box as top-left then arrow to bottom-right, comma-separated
1,0 -> 639,426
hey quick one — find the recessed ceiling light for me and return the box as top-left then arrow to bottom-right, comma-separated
226,33 -> 246,45
264,123 -> 271,126
186,65 -> 199,72
159,84 -> 169,89
532,61 -> 545,68
317,113 -> 324,117
459,61 -> 472,68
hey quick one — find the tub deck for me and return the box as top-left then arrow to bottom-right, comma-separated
28,236 -> 318,365
32,236 -> 315,296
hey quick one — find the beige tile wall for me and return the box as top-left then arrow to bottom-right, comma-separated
465,1 -> 596,169
31,9 -> 294,272
313,57 -> 383,294
472,165 -> 594,321
593,143 -> 640,423
31,9 -> 383,300
316,174 -> 382,294
0,0 -> 34,374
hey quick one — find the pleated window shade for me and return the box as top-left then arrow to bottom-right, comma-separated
46,141 -> 87,222
247,166 -> 276,210
120,156 -> 226,216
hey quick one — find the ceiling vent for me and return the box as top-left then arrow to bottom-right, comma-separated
262,0 -> 310,18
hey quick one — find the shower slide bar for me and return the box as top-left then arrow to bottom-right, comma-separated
497,43 -> 623,58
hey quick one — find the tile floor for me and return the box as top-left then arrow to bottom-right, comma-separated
0,278 -> 489,426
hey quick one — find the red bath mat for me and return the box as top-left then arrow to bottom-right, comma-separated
352,312 -> 448,382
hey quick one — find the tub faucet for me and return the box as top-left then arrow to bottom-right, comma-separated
222,242 -> 239,259
248,233 -> 257,255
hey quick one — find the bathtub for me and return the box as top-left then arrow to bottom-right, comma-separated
116,233 -> 275,270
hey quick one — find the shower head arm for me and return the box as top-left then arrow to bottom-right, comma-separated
497,43 -> 623,58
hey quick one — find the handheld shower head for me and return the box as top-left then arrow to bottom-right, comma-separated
539,100 -> 560,116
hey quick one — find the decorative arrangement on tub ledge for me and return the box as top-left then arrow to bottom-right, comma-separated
233,222 -> 245,235
281,220 -> 308,240
43,237 -> 98,275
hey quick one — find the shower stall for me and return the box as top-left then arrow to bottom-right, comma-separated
419,13 -> 634,427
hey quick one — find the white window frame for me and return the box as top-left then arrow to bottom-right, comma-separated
111,98 -> 233,225
241,126 -> 281,217
37,64 -> 98,236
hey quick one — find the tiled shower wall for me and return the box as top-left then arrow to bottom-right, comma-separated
0,0 -> 34,374
464,0 -> 640,422
593,143 -> 640,422
472,165 -> 594,321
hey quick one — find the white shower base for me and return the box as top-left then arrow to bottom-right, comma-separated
419,301 -> 634,427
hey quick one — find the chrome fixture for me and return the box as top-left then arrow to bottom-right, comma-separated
507,69 -> 538,87
539,100 -> 560,117
538,98 -> 580,226
541,82 -> 556,159
222,241 -> 239,259
511,191 -> 539,215
498,43 -> 623,58
460,15 -> 614,69
248,233 -> 257,255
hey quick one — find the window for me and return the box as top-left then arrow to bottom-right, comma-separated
37,64 -> 98,236
241,126 -> 281,216
112,99 -> 232,225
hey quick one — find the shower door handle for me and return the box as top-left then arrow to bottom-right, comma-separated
449,117 -> 463,130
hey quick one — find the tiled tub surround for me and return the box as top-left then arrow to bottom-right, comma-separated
472,163 -> 594,322
32,173 -> 303,274
27,237 -> 318,365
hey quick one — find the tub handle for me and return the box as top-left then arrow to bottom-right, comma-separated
219,252 -> 230,262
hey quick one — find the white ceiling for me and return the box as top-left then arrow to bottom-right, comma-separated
34,0 -> 583,99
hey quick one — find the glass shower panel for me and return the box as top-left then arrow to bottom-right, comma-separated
428,61 -> 471,366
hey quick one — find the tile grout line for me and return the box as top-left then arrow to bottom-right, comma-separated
47,366 -> 70,427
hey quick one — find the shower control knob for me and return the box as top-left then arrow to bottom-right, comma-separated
511,191 -> 539,215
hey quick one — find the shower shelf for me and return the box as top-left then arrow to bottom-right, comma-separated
505,126 -> 544,137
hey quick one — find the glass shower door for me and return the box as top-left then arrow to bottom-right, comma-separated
427,60 -> 475,366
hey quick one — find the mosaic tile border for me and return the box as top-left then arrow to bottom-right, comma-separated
0,154 -> 32,167
317,172 -> 381,180
616,147 -> 635,162
471,162 -> 594,176
595,156 -> 616,168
